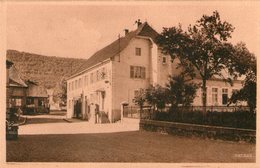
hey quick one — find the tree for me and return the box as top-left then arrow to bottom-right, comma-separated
145,85 -> 167,112
228,43 -> 256,113
133,88 -> 146,112
165,73 -> 198,108
157,11 -> 238,113
53,78 -> 67,106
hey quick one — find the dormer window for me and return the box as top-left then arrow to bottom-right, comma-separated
135,48 -> 141,56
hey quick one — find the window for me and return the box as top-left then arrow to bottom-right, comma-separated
38,99 -> 43,106
68,82 -> 70,91
26,98 -> 34,105
222,88 -> 228,105
84,75 -> 88,86
97,70 -> 100,81
162,56 -> 167,64
130,66 -> 146,79
79,78 -> 82,88
212,88 -> 218,105
15,98 -> 22,106
101,67 -> 107,80
232,89 -> 239,93
72,81 -> 74,90
135,47 -> 141,56
69,100 -> 71,109
134,90 -> 140,97
90,73 -> 94,84
132,90 -> 141,103
75,80 -> 78,89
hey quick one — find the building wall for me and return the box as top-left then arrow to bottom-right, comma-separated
67,61 -> 112,120
67,36 -> 245,122
193,79 -> 244,106
111,37 -> 152,121
109,37 -> 183,121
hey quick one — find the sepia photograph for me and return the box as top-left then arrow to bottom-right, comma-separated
1,0 -> 259,167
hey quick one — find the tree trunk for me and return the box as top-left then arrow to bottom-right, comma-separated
202,79 -> 207,114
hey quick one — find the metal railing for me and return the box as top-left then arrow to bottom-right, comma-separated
123,105 -> 250,119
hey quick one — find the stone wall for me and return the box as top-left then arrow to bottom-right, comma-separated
140,119 -> 256,143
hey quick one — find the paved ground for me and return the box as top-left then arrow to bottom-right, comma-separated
6,111 -> 256,162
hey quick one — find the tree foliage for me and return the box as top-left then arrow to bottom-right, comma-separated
145,85 -> 168,112
133,88 -> 146,111
53,78 -> 67,105
228,43 -> 256,112
156,11 -> 254,112
165,73 -> 198,107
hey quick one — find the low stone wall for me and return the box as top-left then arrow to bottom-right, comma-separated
140,119 -> 256,143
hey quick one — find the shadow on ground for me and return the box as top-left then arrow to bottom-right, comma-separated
6,131 -> 256,162
48,111 -> 67,116
25,118 -> 67,124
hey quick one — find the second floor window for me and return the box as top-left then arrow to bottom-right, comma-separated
90,73 -> 94,84
135,48 -> 141,56
75,80 -> 78,89
79,78 -> 82,88
130,66 -> 146,79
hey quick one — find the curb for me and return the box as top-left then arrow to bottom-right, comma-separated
63,118 -> 73,123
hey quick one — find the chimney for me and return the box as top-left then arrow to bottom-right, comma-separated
135,19 -> 142,28
124,29 -> 129,36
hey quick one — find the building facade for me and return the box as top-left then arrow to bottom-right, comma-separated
6,60 -> 49,115
66,22 -> 243,122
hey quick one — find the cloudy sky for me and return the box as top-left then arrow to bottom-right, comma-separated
6,1 -> 259,59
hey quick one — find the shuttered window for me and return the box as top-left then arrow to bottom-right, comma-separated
130,66 -> 146,79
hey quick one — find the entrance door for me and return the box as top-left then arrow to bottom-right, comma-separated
84,96 -> 88,120
73,99 -> 82,119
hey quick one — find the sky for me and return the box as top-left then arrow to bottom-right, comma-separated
6,1 -> 260,59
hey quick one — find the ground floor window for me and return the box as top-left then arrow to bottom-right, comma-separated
9,98 -> 22,107
212,88 -> 218,105
222,88 -> 228,105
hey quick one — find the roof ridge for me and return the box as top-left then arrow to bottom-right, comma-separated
68,22 -> 157,79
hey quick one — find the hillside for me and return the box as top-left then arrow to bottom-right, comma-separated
6,50 -> 88,89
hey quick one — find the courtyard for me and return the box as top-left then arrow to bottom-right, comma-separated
6,111 -> 256,162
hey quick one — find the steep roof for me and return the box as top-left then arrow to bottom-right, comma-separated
27,81 -> 48,98
69,22 -> 159,79
8,65 -> 28,87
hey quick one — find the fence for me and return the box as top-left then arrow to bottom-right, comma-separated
123,105 -> 250,118
123,105 -> 255,129
123,106 -> 154,119
167,106 -> 250,113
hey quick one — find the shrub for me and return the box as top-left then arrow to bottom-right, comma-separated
152,110 -> 256,130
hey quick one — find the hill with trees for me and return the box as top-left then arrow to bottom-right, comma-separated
6,49 -> 88,89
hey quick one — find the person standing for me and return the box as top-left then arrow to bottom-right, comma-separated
89,103 -> 96,124
95,104 -> 100,124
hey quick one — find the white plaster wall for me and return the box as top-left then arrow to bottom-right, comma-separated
66,61 -> 112,120
111,38 -> 152,121
193,79 -> 244,106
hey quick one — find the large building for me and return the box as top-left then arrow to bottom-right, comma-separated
66,22 -> 243,122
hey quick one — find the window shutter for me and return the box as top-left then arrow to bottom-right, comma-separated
130,66 -> 134,78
